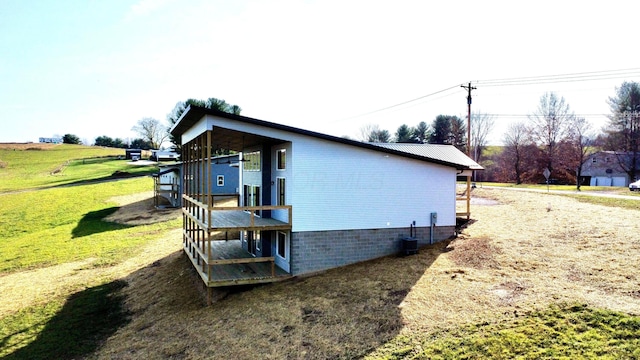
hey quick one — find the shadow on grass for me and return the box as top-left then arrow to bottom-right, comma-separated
3,280 -> 130,360
71,207 -> 133,238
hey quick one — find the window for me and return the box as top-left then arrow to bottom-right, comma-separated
277,149 -> 286,170
244,185 -> 261,216
277,177 -> 286,206
243,151 -> 261,171
277,232 -> 287,258
217,175 -> 224,186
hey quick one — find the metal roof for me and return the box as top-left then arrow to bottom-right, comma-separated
371,143 -> 483,170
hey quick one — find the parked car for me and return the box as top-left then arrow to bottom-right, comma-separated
630,180 -> 640,191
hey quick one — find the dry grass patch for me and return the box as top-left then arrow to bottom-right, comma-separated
104,191 -> 181,225
448,235 -> 502,270
0,143 -> 58,150
87,188 -> 640,359
5,187 -> 635,359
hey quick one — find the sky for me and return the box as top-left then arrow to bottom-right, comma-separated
2,0 -> 640,146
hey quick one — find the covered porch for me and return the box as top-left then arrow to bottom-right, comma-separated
180,128 -> 293,304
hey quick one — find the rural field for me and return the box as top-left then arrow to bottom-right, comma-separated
1,144 -> 640,359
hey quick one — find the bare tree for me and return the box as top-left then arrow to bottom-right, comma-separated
567,117 -> 593,190
502,122 -> 530,184
528,92 -> 575,176
132,117 -> 168,149
470,111 -> 495,163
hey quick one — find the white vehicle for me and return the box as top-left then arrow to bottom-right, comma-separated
630,179 -> 640,191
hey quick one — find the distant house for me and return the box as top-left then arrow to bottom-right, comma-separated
39,137 -> 62,144
581,151 -> 640,186
150,149 -> 180,161
170,106 -> 482,300
125,148 -> 142,160
153,154 -> 240,208
153,164 -> 181,208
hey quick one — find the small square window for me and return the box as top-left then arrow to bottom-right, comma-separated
217,175 -> 224,186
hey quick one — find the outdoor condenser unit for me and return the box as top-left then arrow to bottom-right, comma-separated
402,222 -> 418,256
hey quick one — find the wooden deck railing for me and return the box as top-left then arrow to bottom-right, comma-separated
182,194 -> 292,230
180,193 -> 293,295
183,239 -> 276,282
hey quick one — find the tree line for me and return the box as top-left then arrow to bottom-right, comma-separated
87,80 -> 639,186
355,81 -> 640,188
482,81 -> 640,187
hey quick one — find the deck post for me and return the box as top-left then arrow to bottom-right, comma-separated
206,131 -> 212,228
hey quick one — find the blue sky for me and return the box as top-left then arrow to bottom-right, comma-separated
2,0 -> 640,145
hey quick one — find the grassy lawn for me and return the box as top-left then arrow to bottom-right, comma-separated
0,178 -> 179,273
369,303 -> 640,359
0,146 -> 179,359
0,143 -> 158,192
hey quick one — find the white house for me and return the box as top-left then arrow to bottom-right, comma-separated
170,106 -> 482,299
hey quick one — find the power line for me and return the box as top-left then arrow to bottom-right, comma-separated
476,68 -> 640,87
482,113 -> 609,118
340,84 -> 462,120
338,67 -> 640,123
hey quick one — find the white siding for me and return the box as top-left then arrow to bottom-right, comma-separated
290,137 -> 456,232
186,114 -> 459,232
180,117 -> 211,144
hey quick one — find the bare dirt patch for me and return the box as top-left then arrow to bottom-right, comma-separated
104,191 -> 181,225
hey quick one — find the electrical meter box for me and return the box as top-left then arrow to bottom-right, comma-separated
430,212 -> 437,224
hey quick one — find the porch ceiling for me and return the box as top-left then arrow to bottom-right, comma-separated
210,126 -> 285,152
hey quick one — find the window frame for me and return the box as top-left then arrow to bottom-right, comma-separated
277,177 -> 286,206
276,149 -> 286,170
243,151 -> 261,171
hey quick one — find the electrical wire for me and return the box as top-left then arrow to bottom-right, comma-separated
340,84 -> 463,120
338,67 -> 640,123
475,68 -> 640,87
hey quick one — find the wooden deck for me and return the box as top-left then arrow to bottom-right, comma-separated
208,209 -> 291,231
183,194 -> 292,232
184,240 -> 291,287
181,194 -> 293,297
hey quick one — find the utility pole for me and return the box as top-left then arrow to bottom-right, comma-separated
460,82 -> 476,220
461,82 -> 476,157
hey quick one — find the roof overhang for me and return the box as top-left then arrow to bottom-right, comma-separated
171,105 -> 483,171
